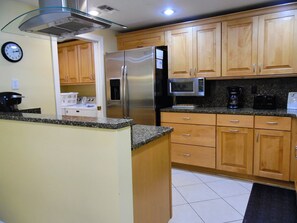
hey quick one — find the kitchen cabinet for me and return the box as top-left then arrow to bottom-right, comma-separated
58,40 -> 95,85
165,28 -> 193,78
117,31 -> 165,50
222,10 -> 297,77
222,17 -> 258,77
258,10 -> 297,75
58,46 -> 79,84
161,112 -> 216,168
254,116 -> 291,181
132,135 -> 171,223
165,23 -> 221,78
217,115 -> 254,174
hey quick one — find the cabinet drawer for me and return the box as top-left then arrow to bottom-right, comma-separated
217,114 -> 254,128
162,123 -> 215,147
255,116 -> 291,131
161,112 -> 216,125
171,143 -> 215,168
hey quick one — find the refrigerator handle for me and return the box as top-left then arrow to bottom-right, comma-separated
121,65 -> 125,118
123,65 -> 128,118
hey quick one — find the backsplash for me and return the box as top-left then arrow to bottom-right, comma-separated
176,77 -> 297,108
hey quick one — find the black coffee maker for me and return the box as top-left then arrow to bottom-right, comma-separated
0,92 -> 23,112
227,86 -> 243,109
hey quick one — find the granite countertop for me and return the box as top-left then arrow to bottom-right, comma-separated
131,125 -> 173,150
0,112 -> 133,129
161,107 -> 297,118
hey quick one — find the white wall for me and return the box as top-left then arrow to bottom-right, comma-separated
0,0 -> 56,114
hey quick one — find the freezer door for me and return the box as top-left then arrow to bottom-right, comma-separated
125,47 -> 156,125
105,51 -> 125,119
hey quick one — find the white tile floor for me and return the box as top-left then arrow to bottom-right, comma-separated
170,168 -> 253,223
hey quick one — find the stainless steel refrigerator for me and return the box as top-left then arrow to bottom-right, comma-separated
105,46 -> 172,125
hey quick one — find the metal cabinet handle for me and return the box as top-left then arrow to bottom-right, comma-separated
229,120 -> 239,123
266,122 -> 278,125
183,153 -> 191,158
229,129 -> 239,133
259,64 -> 262,73
189,68 -> 193,76
182,133 -> 191,137
252,64 -> 256,73
256,133 -> 259,142
295,146 -> 297,158
183,117 -> 191,120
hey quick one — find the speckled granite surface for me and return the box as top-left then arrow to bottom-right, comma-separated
161,107 -> 297,117
0,112 -> 133,129
131,125 -> 173,150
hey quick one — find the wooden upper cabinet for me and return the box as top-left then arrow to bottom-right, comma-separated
65,45 -> 79,84
78,42 -> 95,83
165,27 -> 193,78
58,40 -> 94,85
58,47 -> 68,84
222,17 -> 258,77
192,23 -> 221,77
117,31 -> 165,50
258,10 -> 297,75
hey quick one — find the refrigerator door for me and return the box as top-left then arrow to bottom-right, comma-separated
125,47 -> 156,125
105,51 -> 125,119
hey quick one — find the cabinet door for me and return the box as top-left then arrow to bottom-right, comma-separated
222,17 -> 258,76
258,10 -> 297,75
165,28 -> 193,78
58,47 -> 68,84
117,31 -> 165,50
254,129 -> 291,181
66,45 -> 79,84
217,127 -> 253,174
78,43 -> 95,83
192,23 -> 221,77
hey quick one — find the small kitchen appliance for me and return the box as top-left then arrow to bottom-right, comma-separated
227,86 -> 243,109
168,77 -> 206,97
0,92 -> 23,112
253,95 -> 276,109
287,92 -> 297,109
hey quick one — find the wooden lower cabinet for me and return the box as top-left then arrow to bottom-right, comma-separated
254,129 -> 291,181
132,135 -> 171,223
217,127 -> 253,174
171,143 -> 215,168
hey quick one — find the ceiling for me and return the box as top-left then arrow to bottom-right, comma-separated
16,0 -> 297,32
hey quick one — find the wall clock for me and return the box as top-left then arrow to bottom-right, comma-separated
1,41 -> 23,62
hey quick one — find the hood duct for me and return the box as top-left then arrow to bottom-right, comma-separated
2,0 -> 126,39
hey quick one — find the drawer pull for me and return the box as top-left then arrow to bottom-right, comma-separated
181,133 -> 191,137
183,117 -> 191,120
183,153 -> 191,158
229,129 -> 239,133
229,120 -> 239,123
266,121 -> 278,125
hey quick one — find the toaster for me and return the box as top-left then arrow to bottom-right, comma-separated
253,95 -> 276,109
287,92 -> 297,109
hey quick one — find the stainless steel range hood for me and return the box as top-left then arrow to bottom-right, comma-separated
1,0 -> 126,39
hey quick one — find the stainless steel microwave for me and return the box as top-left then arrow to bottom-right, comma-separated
168,78 -> 206,96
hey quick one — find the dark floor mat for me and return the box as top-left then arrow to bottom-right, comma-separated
243,183 -> 297,223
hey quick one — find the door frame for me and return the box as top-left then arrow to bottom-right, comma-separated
50,34 -> 106,118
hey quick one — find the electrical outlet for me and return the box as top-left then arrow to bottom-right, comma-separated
11,79 -> 19,90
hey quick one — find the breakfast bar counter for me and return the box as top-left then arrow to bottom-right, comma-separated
0,113 -> 172,223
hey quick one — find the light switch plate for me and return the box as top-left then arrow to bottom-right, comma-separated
11,79 -> 19,90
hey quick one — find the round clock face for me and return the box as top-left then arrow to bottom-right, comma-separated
1,42 -> 23,62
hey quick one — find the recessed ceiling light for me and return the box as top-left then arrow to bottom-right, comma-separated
89,10 -> 99,16
163,9 -> 175,16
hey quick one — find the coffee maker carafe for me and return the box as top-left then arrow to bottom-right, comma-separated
227,86 -> 243,109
